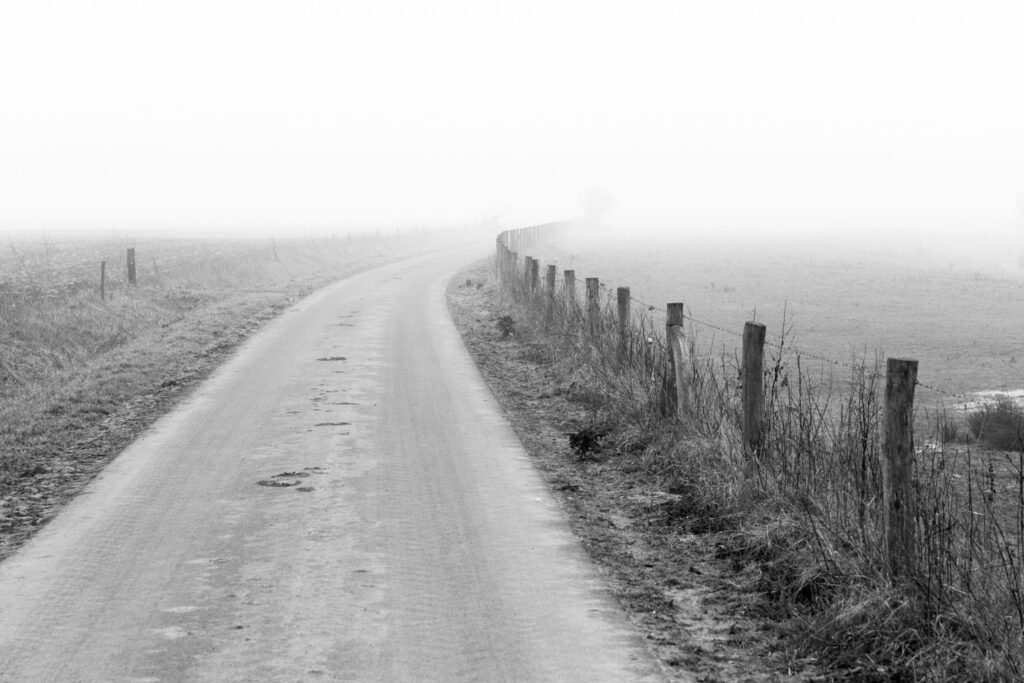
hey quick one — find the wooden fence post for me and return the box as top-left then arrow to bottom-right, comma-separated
127,248 -> 137,285
884,357 -> 918,577
660,303 -> 685,416
100,261 -> 106,300
668,303 -> 691,417
585,278 -> 600,337
742,322 -> 766,454
508,247 -> 515,283
616,287 -> 630,364
528,257 -> 539,294
563,270 -> 577,329
546,265 -> 556,321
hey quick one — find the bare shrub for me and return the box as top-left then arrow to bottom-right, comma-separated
968,397 -> 1024,451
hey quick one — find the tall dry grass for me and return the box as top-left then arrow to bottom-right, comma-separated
496,236 -> 1024,680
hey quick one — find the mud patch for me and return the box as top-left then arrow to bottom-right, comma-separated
314,422 -> 351,427
295,486 -> 314,493
316,356 -> 347,361
256,479 -> 298,487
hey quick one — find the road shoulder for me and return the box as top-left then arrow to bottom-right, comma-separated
447,259 -> 821,682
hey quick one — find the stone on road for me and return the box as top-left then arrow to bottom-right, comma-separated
0,247 -> 660,681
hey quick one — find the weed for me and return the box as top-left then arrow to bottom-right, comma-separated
567,425 -> 607,460
496,315 -> 515,339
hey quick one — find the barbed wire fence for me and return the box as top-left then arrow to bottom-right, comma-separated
502,226 -> 986,407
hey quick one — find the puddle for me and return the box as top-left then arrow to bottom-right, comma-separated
956,389 -> 1024,411
256,469 -> 326,487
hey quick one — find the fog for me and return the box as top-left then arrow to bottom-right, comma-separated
1,1 -> 1022,245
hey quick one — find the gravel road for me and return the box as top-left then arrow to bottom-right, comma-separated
0,247 -> 660,682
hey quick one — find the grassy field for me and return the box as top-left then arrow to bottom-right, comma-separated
530,227 -> 1024,408
0,229 -> 451,558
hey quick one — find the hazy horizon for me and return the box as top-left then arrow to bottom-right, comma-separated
2,1 -> 1022,237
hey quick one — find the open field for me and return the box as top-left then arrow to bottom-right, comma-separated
531,227 -> 1024,409
0,229 -> 453,559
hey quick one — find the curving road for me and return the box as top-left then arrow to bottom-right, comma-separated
0,246 -> 660,682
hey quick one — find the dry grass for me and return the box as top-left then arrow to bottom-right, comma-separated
0,231 -> 444,489
496,230 -> 1024,680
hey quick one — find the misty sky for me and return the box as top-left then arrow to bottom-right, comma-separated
1,1 -> 1022,235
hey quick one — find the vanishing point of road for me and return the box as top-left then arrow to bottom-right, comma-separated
0,247 -> 660,681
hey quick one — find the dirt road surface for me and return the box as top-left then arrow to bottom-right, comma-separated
0,247 -> 661,682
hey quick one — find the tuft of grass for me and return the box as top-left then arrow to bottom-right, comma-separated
496,315 -> 515,339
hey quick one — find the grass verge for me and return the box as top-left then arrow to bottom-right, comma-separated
476,245 -> 1024,681
449,261 -> 824,681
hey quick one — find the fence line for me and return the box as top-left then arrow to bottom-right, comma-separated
495,222 -> 976,576
499,229 -> 976,402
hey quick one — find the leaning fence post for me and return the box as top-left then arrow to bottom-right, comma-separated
616,287 -> 630,364
884,357 -> 918,577
585,278 -> 600,337
742,322 -> 766,455
127,247 -> 137,285
100,261 -> 106,300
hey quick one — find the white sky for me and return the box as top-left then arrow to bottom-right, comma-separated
1,1 -> 1022,234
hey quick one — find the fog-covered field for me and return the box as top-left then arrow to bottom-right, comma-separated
531,225 -> 1024,408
